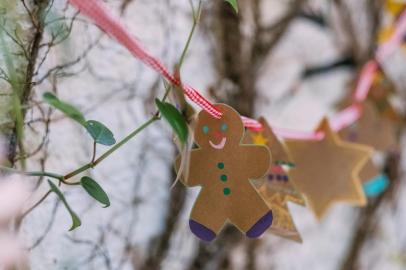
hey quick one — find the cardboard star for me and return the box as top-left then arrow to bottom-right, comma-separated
244,117 -> 305,241
285,118 -> 373,219
367,72 -> 404,122
258,184 -> 303,242
339,102 -> 399,152
338,70 -> 403,124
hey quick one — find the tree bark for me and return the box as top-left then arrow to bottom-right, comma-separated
139,171 -> 186,270
2,0 -> 49,165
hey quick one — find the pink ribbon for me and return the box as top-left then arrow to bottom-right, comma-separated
329,103 -> 363,132
265,10 -> 406,140
68,0 -> 406,140
376,9 -> 406,62
241,116 -> 264,131
69,0 -> 222,119
353,61 -> 378,102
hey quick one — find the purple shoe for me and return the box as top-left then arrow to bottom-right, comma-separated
189,219 -> 216,242
246,210 -> 273,238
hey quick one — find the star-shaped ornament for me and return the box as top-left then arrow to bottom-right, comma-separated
338,70 -> 403,124
285,118 -> 373,219
258,183 -> 303,242
367,72 -> 404,122
244,117 -> 305,241
339,102 -> 399,152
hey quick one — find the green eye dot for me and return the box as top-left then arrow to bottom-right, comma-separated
221,123 -> 228,132
202,125 -> 209,134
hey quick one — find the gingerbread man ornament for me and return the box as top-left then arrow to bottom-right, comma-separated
177,104 -> 273,241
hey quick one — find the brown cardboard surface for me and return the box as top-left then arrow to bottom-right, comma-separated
285,118 -> 373,220
367,73 -> 403,123
176,104 -> 272,239
258,185 -> 303,242
337,70 -> 402,123
339,102 -> 399,152
358,158 -> 380,184
244,117 -> 305,242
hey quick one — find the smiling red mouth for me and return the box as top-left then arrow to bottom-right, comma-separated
209,137 -> 227,149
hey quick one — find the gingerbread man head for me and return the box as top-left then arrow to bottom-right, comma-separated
194,104 -> 244,150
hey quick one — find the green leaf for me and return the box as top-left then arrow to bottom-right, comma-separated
155,99 -> 188,144
80,176 -> 110,208
85,120 -> 116,146
43,92 -> 86,125
48,180 -> 81,231
225,0 -> 238,13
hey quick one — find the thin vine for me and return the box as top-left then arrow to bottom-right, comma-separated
1,0 -> 203,228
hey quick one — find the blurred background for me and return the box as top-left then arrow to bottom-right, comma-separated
1,0 -> 406,269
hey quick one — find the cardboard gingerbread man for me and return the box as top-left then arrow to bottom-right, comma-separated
178,104 -> 273,242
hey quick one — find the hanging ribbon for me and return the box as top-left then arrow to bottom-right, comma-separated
255,9 -> 406,140
68,0 -> 222,119
68,0 -> 406,140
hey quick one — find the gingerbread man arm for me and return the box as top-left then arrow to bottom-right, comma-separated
240,145 -> 271,180
175,148 -> 204,187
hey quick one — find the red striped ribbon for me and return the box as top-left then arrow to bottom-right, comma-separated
69,0 -> 222,119
68,0 -> 406,140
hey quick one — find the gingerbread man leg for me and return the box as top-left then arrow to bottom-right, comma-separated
229,187 -> 273,238
189,191 -> 227,242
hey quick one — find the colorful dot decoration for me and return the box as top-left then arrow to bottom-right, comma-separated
223,188 -> 231,195
221,123 -> 228,132
274,160 -> 295,168
220,175 -> 227,182
202,125 -> 209,134
363,174 -> 389,197
217,162 -> 225,169
268,174 -> 289,182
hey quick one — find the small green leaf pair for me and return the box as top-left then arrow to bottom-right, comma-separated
43,93 -> 116,146
48,176 -> 110,231
155,99 -> 188,144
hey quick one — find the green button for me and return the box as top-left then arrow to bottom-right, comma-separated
220,175 -> 227,182
223,188 -> 231,195
217,162 -> 224,169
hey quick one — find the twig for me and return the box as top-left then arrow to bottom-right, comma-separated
339,152 -> 401,270
19,190 -> 52,221
91,141 -> 97,164
178,1 -> 202,67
